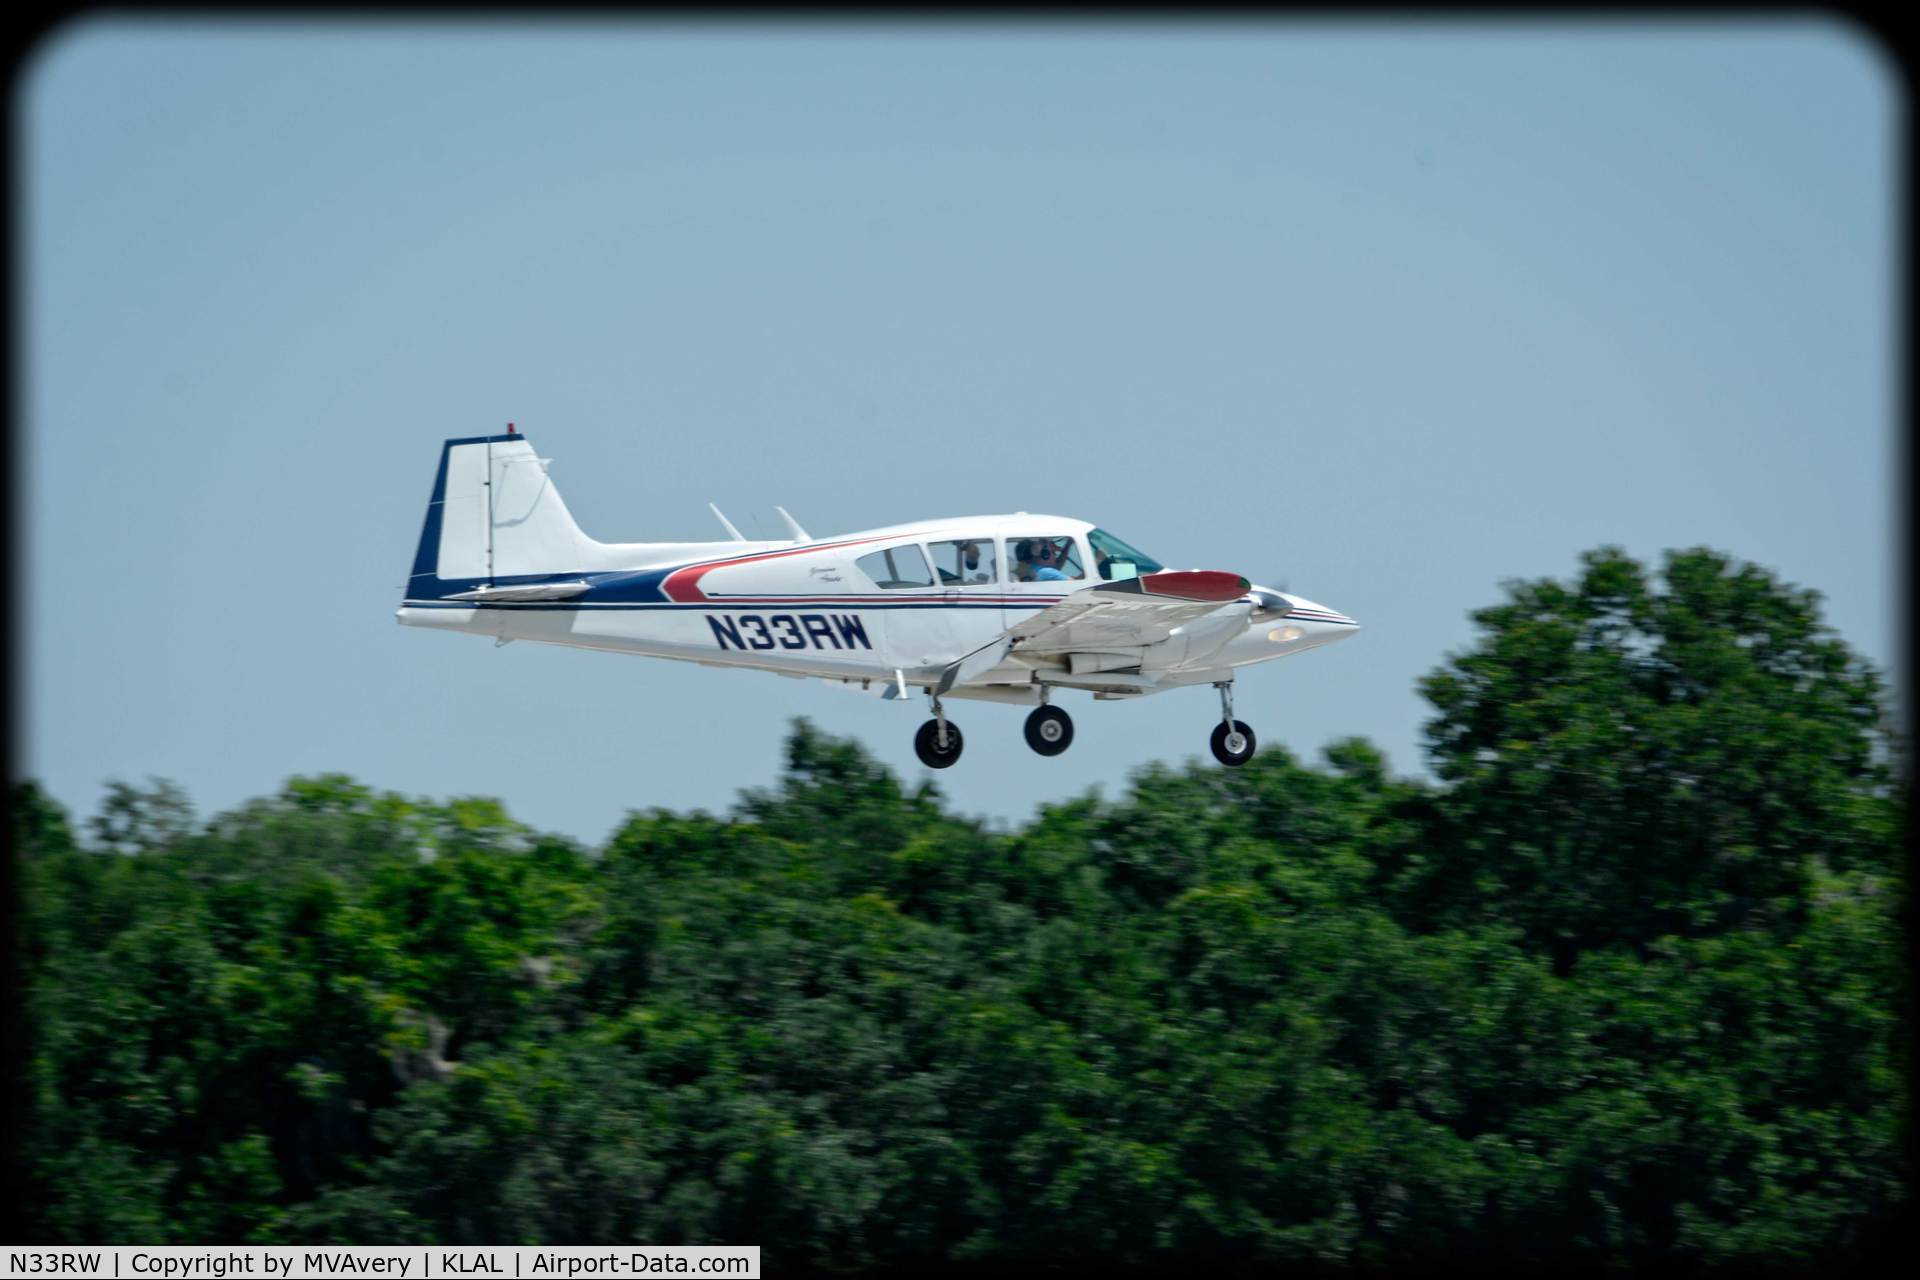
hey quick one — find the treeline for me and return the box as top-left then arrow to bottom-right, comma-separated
11,548 -> 1906,1268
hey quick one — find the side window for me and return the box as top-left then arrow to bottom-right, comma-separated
854,543 -> 935,590
1005,535 -> 1086,583
930,538 -> 998,586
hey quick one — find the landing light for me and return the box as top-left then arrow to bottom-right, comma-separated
1268,626 -> 1303,643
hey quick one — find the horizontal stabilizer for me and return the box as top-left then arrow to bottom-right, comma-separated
444,581 -> 590,602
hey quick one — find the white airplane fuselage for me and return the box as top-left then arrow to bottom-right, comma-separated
398,432 -> 1358,764
399,514 -> 1356,694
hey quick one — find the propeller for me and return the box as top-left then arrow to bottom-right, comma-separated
1249,583 -> 1293,618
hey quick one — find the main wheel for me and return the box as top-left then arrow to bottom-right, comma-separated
914,718 -> 965,769
1024,705 -> 1074,756
1210,720 -> 1256,767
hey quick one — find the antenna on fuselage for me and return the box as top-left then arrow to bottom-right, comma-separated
774,506 -> 810,542
708,503 -> 747,541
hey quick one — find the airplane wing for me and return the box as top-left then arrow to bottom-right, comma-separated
1005,570 -> 1252,653
933,570 -> 1254,694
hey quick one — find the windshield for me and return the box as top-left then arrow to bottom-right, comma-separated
1088,528 -> 1164,581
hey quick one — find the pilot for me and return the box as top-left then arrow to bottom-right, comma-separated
1026,538 -> 1070,582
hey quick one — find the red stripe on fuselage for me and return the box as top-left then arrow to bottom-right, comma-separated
661,537 -> 892,602
686,594 -> 1055,602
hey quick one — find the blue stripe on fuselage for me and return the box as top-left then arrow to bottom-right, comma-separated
401,600 -> 1053,611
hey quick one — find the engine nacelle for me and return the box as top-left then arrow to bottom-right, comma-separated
1139,604 -> 1251,672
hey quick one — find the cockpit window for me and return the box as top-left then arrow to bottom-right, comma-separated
854,544 -> 935,590
1089,528 -> 1164,581
1008,536 -> 1085,583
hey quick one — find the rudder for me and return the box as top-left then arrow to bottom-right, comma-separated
405,431 -> 594,600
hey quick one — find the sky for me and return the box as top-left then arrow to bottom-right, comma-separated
19,17 -> 1899,844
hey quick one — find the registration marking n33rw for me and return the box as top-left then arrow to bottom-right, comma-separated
708,613 -> 873,651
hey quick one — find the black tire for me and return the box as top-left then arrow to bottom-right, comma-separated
1024,705 -> 1074,756
914,718 -> 964,769
1210,720 -> 1256,767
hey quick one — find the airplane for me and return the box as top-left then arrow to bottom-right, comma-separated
397,427 -> 1359,768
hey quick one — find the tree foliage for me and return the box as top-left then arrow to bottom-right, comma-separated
12,548 -> 1904,1269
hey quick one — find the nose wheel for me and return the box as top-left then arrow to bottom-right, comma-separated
1209,681 -> 1257,767
1210,720 -> 1257,766
914,698 -> 964,768
1024,704 -> 1074,756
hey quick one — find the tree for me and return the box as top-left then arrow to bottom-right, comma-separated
15,546 -> 1903,1268
87,779 -> 195,857
1410,546 -> 1897,968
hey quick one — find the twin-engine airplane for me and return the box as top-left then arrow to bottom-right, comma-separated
398,429 -> 1359,768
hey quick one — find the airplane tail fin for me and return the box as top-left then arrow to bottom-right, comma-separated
405,431 -> 596,601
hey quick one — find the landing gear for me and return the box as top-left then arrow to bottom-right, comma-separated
1209,681 -> 1257,767
1211,720 -> 1256,766
914,697 -> 964,769
1024,704 -> 1074,756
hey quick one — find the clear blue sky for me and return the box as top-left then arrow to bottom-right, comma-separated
20,18 -> 1898,842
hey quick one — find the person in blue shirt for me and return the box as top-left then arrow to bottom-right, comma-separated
1019,538 -> 1071,582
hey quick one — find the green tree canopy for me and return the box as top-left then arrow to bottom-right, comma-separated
13,545 -> 1903,1269
1411,546 -> 1897,968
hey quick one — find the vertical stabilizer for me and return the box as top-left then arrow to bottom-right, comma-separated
403,431 -> 795,606
407,433 -> 594,598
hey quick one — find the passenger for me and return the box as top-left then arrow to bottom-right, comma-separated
1011,540 -> 1036,582
957,540 -> 987,582
939,540 -> 989,585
